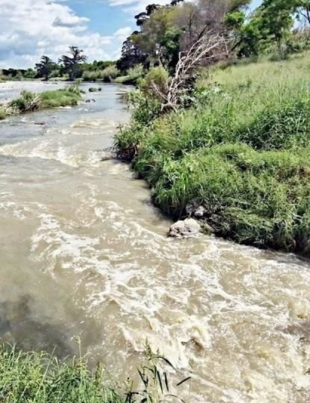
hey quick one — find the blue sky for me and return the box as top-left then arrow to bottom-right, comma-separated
0,0 -> 262,69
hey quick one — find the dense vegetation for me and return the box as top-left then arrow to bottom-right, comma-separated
115,53 -> 310,257
111,0 -> 310,257
0,87 -> 82,119
0,344 -> 189,403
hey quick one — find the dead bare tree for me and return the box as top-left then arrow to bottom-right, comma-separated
151,31 -> 228,111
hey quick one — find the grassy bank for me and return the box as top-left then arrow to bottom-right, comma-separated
1,87 -> 82,118
0,345 -> 122,403
0,344 -> 188,403
115,54 -> 310,257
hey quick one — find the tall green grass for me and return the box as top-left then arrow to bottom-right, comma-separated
0,345 -> 123,403
0,344 -> 190,403
115,54 -> 310,256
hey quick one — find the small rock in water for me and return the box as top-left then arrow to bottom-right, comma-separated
194,206 -> 207,218
85,99 -> 96,103
168,218 -> 201,238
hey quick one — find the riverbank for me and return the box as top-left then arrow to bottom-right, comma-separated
115,54 -> 310,257
0,87 -> 82,120
1,81 -> 310,402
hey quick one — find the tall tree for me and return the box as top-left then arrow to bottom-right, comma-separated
59,46 -> 87,81
35,56 -> 56,81
295,0 -> 310,25
259,0 -> 294,56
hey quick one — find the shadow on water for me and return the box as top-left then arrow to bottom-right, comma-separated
0,296 -> 75,357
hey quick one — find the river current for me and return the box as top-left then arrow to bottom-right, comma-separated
0,82 -> 310,402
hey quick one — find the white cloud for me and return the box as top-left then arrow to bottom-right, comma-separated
108,0 -> 170,14
0,0 -> 132,68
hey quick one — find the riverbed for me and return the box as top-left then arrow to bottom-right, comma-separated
0,82 -> 310,403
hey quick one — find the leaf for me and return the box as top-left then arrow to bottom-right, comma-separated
155,356 -> 176,370
156,368 -> 164,393
164,372 -> 169,392
176,377 -> 191,387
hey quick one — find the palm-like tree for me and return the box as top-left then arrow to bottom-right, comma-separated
59,46 -> 87,81
35,56 -> 56,81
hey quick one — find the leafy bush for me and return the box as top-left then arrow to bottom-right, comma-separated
140,66 -> 169,99
83,70 -> 105,81
83,65 -> 120,82
101,65 -> 120,82
115,64 -> 144,85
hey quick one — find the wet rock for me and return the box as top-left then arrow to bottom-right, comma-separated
185,203 -> 196,215
85,99 -> 96,103
168,218 -> 201,238
201,222 -> 215,234
101,151 -> 115,161
186,203 -> 208,218
194,206 -> 208,218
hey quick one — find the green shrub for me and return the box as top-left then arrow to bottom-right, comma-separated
83,66 -> 120,82
83,70 -> 105,81
140,66 -> 169,99
102,65 -> 120,82
115,64 -> 144,85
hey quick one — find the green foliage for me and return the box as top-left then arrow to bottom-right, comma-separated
82,66 -> 120,82
0,108 -> 6,120
9,91 -> 40,113
39,88 -> 82,108
102,65 -> 120,81
82,70 -> 105,81
139,66 -> 169,99
59,46 -> 87,81
115,55 -> 310,257
35,56 -> 56,81
115,64 -> 144,85
0,344 -> 190,403
7,88 -> 82,115
0,345 -> 123,403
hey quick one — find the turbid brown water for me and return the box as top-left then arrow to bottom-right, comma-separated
0,82 -> 310,402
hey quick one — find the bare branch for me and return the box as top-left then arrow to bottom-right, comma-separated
151,31 -> 228,112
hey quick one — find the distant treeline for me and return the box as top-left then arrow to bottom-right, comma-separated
3,0 -> 310,84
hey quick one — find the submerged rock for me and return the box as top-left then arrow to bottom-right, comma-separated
168,218 -> 201,238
